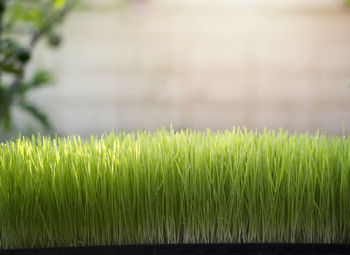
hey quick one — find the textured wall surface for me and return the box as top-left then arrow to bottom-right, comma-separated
27,0 -> 350,136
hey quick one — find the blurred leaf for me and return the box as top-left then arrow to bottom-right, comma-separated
345,0 -> 350,7
0,98 -> 11,130
0,85 -> 5,97
0,38 -> 14,49
1,64 -> 22,74
0,86 -> 7,109
19,70 -> 53,94
2,110 -> 11,130
47,33 -> 62,47
16,48 -> 31,63
31,70 -> 54,87
0,0 -> 5,13
18,102 -> 52,130
5,3 -> 46,29
0,38 -> 18,57
55,0 -> 66,9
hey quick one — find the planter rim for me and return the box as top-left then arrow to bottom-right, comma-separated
2,243 -> 350,255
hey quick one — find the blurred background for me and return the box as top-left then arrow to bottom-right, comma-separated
1,0 -> 350,138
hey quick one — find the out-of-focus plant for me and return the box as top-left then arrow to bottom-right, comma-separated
0,0 -> 77,132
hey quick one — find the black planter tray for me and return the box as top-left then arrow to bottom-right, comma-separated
2,243 -> 350,255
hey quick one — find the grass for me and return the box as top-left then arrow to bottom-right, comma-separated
0,128 -> 349,249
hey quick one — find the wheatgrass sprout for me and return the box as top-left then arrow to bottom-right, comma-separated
0,128 -> 350,249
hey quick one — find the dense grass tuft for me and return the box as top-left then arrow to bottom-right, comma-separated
0,128 -> 350,249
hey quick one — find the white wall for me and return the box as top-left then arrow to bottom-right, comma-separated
29,0 -> 350,136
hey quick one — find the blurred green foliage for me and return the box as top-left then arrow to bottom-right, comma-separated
0,0 -> 77,133
345,0 -> 350,7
